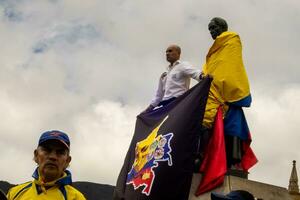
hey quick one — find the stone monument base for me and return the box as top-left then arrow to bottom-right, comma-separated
189,174 -> 296,200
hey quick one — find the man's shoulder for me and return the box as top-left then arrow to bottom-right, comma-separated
7,181 -> 33,199
175,60 -> 191,67
176,61 -> 194,69
9,181 -> 32,191
65,185 -> 86,200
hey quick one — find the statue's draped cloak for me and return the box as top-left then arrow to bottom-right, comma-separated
197,31 -> 257,195
202,31 -> 251,130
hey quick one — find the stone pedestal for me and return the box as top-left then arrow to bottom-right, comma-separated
189,174 -> 293,200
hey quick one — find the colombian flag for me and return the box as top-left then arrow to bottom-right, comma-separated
196,31 -> 257,195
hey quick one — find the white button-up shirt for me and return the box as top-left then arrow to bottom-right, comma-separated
150,60 -> 201,107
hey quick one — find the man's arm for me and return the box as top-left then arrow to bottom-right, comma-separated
181,62 -> 202,81
142,72 -> 166,113
182,63 -> 213,81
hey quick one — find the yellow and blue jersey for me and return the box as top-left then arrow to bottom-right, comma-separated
7,169 -> 86,200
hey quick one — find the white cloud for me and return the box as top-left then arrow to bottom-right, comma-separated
70,100 -> 140,184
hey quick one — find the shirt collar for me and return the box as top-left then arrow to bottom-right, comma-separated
168,60 -> 181,70
32,167 -> 72,187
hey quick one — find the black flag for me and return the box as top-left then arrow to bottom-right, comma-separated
0,190 -> 7,200
114,77 -> 211,200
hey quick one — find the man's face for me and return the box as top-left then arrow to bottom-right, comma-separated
34,140 -> 71,182
166,46 -> 180,65
208,21 -> 223,40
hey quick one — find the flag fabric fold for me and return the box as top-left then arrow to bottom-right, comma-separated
196,107 -> 227,195
113,78 -> 212,200
196,106 -> 257,195
241,138 -> 258,171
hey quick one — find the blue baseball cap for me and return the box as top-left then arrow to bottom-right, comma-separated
211,190 -> 255,200
38,130 -> 70,149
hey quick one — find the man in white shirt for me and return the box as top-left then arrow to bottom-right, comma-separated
143,44 -> 203,112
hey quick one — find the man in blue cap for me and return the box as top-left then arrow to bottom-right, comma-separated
7,130 -> 86,200
211,190 -> 255,200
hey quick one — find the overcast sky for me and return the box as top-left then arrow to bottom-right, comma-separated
0,0 -> 299,189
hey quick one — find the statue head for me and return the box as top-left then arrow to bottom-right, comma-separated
208,17 -> 228,40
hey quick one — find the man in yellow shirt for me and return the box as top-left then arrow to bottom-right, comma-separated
7,130 -> 86,200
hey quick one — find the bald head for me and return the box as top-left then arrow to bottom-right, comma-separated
166,45 -> 181,65
208,17 -> 228,39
